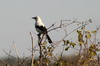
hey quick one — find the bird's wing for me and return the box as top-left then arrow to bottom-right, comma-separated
35,25 -> 47,33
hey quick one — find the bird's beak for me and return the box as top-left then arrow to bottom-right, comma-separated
32,17 -> 35,19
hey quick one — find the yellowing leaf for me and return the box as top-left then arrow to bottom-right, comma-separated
48,53 -> 52,56
86,34 -> 91,39
81,27 -> 85,30
70,42 -> 76,48
77,30 -> 82,34
42,41 -> 47,45
63,40 -> 70,45
91,51 -> 96,56
85,31 -> 90,33
85,31 -> 91,39
79,41 -> 83,45
77,30 -> 84,45
92,31 -> 97,33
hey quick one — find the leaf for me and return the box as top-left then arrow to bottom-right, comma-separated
58,56 -> 62,61
63,40 -> 70,45
79,41 -> 83,45
90,44 -> 96,49
65,47 -> 69,51
48,53 -> 52,56
85,31 -> 90,33
66,40 -> 70,44
71,42 -> 76,48
77,30 -> 84,45
81,27 -> 85,30
47,47 -> 52,52
85,31 -> 91,39
86,34 -> 91,39
42,41 -> 47,45
91,51 -> 96,56
77,30 -> 82,34
89,44 -> 97,56
92,30 -> 97,34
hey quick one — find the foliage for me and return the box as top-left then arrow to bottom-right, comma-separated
0,19 -> 100,66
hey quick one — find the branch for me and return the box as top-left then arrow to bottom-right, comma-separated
47,19 -> 78,32
13,42 -> 21,66
53,22 -> 90,49
30,32 -> 34,66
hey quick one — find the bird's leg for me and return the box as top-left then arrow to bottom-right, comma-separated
37,33 -> 41,39
37,33 -> 41,44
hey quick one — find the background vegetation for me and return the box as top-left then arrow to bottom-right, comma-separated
0,19 -> 100,66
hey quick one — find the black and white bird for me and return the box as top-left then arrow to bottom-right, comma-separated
32,16 -> 52,43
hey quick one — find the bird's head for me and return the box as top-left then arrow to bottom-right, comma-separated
32,16 -> 37,20
32,16 -> 45,26
32,16 -> 41,21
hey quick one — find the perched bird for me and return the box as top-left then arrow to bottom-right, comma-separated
32,16 -> 52,43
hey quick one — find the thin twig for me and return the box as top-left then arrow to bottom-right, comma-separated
3,49 -> 15,59
48,19 -> 78,32
13,42 -> 20,66
47,22 -> 62,32
30,32 -> 34,66
20,56 -> 30,66
53,22 -> 89,49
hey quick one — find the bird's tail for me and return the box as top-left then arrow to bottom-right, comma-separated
46,34 -> 52,43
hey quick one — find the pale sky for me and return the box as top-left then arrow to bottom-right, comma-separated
0,0 -> 100,57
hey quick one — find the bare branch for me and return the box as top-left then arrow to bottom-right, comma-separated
3,49 -> 15,59
53,22 -> 90,49
30,32 -> 35,66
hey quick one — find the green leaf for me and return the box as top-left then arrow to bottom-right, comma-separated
66,40 -> 70,44
70,42 -> 76,48
63,40 -> 70,45
65,47 -> 69,51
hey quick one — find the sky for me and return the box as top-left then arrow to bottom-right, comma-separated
0,0 -> 100,57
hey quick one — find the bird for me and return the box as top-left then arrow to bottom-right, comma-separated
32,16 -> 52,43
